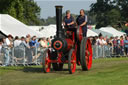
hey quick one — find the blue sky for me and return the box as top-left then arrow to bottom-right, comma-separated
34,0 -> 97,19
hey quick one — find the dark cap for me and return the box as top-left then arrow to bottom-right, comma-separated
8,34 -> 13,38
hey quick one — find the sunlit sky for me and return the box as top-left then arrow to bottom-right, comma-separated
34,0 -> 97,19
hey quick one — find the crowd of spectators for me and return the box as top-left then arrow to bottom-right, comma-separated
90,33 -> 128,57
0,34 -> 52,66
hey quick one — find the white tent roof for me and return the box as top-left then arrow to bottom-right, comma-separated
40,25 -> 56,38
40,24 -> 98,38
99,26 -> 126,37
28,26 -> 43,31
87,29 -> 98,37
91,29 -> 113,38
0,14 -> 43,38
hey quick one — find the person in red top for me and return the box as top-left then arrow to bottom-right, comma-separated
119,36 -> 124,56
125,22 -> 128,27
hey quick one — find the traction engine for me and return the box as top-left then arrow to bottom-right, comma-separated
42,6 -> 92,74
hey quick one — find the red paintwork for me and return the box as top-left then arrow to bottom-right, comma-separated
65,38 -> 74,51
70,50 -> 76,73
43,27 -> 92,73
85,39 -> 92,70
78,26 -> 83,42
65,30 -> 75,51
44,50 -> 51,72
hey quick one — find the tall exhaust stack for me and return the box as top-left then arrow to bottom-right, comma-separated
55,6 -> 63,38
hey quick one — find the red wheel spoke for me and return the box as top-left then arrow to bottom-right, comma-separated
68,49 -> 76,74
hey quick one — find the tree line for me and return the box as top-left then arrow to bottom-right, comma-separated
90,0 -> 128,30
0,0 -> 41,25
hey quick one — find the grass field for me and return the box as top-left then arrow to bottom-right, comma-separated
0,57 -> 128,85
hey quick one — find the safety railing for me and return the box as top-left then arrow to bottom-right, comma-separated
0,46 -> 47,66
92,45 -> 127,59
0,45 -> 126,66
92,45 -> 112,59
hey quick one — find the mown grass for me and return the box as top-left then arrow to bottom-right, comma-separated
0,57 -> 128,85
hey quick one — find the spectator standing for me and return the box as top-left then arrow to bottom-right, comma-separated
26,34 -> 31,42
119,36 -> 124,56
92,36 -> 97,45
124,36 -> 128,56
40,37 -> 48,48
113,36 -> 118,55
29,36 -> 37,48
32,38 -> 42,63
2,35 -> 13,66
47,38 -> 51,47
14,36 -> 21,47
105,37 -> 113,57
96,34 -> 103,46
102,37 -> 107,45
96,34 -> 104,58
0,41 -> 3,65
29,36 -> 37,57
24,35 -> 32,64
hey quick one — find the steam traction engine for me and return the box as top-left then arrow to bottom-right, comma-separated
42,6 -> 92,74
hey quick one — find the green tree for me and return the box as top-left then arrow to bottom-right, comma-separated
90,0 -> 128,29
90,0 -> 114,28
0,0 -> 41,25
106,9 -> 121,26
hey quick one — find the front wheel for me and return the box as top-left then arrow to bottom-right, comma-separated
68,49 -> 76,74
42,49 -> 51,73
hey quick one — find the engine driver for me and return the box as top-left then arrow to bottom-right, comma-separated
63,10 -> 75,28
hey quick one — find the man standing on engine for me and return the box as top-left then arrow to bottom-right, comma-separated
76,9 -> 88,37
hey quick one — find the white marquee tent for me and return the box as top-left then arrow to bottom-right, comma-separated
0,14 -> 43,38
91,29 -> 113,38
99,26 -> 126,37
40,25 -> 56,38
87,29 -> 98,37
40,24 -> 98,38
28,26 -> 43,31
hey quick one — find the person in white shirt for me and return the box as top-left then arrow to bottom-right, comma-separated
3,35 -> 13,66
102,37 -> 107,45
96,35 -> 103,46
14,36 -> 21,47
96,34 -> 104,58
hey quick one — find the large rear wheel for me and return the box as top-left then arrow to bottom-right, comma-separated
80,37 -> 92,71
42,49 -> 51,73
77,26 -> 83,42
68,49 -> 76,74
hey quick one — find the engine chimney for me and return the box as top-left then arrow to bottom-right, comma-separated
55,6 -> 63,38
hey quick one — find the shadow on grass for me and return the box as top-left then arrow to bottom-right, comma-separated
23,67 -> 43,73
23,66 -> 82,74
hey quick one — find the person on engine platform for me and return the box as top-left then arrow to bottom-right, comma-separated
76,9 -> 88,37
63,10 -> 75,28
